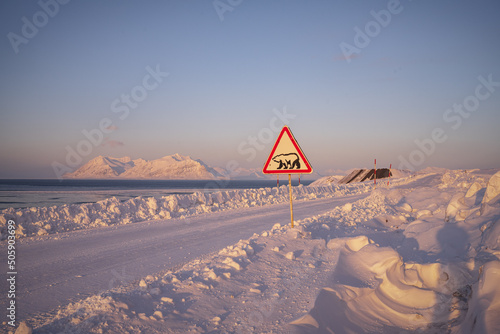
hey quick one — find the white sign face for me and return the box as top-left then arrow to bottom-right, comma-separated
262,126 -> 312,174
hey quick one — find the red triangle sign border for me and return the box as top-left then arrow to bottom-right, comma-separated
262,126 -> 313,174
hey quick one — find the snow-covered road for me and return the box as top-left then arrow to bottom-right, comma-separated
11,193 -> 367,321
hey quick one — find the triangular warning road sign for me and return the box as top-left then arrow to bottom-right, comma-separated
263,126 -> 313,174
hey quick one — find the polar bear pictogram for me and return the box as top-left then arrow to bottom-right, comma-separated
272,153 -> 301,170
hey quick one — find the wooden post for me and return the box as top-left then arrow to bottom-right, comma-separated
374,159 -> 377,188
277,175 -> 279,187
388,163 -> 392,186
289,174 -> 294,228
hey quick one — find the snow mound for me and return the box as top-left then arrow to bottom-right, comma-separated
292,239 -> 471,332
460,261 -> 500,334
308,175 -> 344,186
389,169 -> 413,179
418,166 -> 450,175
482,170 -> 500,204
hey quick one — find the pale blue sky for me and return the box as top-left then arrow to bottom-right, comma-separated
1,0 -> 499,178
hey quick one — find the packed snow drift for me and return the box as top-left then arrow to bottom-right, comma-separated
3,168 -> 500,334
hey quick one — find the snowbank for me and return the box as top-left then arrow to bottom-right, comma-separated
0,182 -> 371,240
309,175 -> 345,186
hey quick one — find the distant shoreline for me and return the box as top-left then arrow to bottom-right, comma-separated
0,179 -> 313,210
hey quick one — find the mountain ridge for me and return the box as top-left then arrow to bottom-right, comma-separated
64,154 -> 225,180
64,154 -> 322,180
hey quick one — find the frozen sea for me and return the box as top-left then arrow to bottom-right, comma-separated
0,178 -> 312,209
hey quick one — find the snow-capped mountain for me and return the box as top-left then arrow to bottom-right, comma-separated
63,156 -> 138,178
64,154 -> 323,180
64,154 -> 225,179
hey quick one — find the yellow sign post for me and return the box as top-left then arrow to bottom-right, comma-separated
262,126 -> 312,228
288,174 -> 294,227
